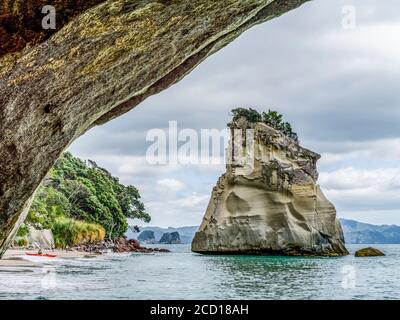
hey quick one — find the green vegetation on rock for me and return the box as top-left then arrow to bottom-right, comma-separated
51,217 -> 106,248
229,108 -> 299,143
21,152 -> 150,247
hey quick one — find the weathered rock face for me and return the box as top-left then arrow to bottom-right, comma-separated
192,118 -> 348,256
0,0 -> 310,257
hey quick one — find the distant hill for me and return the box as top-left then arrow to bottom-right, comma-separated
340,219 -> 400,244
127,220 -> 400,245
127,226 -> 198,244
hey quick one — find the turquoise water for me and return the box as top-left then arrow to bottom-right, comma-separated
0,244 -> 399,300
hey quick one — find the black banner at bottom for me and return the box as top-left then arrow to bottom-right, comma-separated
0,300 -> 397,318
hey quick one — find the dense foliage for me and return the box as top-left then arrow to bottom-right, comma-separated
24,152 -> 150,246
229,108 -> 299,143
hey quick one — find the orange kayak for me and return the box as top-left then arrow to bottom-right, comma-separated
25,252 -> 57,258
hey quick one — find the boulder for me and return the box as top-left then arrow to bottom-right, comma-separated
355,247 -> 385,257
192,118 -> 348,256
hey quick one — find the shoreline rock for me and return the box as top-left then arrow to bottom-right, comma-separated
73,237 -> 170,254
355,247 -> 385,257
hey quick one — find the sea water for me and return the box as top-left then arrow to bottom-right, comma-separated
0,244 -> 399,300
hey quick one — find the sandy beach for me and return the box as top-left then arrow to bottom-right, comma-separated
0,249 -> 98,268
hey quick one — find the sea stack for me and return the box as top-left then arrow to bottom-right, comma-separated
192,116 -> 349,256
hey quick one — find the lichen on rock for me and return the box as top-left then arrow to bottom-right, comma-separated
192,117 -> 349,256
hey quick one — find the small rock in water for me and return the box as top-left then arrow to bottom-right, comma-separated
355,247 -> 385,257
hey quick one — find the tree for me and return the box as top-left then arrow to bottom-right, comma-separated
26,152 -> 150,241
262,109 -> 299,142
228,108 -> 262,127
230,108 -> 299,143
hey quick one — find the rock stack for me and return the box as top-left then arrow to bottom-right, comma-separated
192,117 -> 348,256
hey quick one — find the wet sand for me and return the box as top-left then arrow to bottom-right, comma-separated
0,249 -> 98,268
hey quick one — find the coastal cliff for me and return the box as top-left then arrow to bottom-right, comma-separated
192,116 -> 348,256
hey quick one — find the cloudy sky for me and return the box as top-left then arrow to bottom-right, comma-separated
69,0 -> 400,227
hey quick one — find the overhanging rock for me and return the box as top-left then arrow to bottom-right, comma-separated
0,0 -> 310,257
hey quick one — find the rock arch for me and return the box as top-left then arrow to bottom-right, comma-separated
0,0 -> 309,257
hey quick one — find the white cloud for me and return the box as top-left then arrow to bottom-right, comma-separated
144,193 -> 210,227
319,167 -> 400,218
314,138 -> 400,174
337,209 -> 400,225
156,179 -> 185,193
320,23 -> 400,65
172,193 -> 210,208
320,167 -> 400,191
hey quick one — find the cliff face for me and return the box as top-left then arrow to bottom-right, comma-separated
192,118 -> 348,256
0,0 -> 310,257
